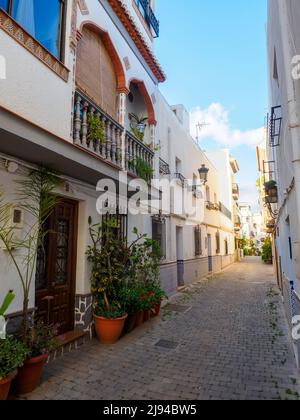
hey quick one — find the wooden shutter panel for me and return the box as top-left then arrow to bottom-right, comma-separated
76,28 -> 117,119
195,226 -> 202,256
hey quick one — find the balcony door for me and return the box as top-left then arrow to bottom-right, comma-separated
35,199 -> 78,334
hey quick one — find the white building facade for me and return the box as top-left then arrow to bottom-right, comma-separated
267,0 -> 300,367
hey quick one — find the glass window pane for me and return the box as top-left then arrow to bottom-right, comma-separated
11,0 -> 62,58
0,0 -> 8,11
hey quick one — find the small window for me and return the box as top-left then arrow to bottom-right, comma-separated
5,0 -> 66,60
206,186 -> 211,202
273,48 -> 278,80
152,217 -> 166,259
13,209 -> 22,224
194,225 -> 202,256
216,231 -> 220,254
225,239 -> 229,256
289,237 -> 293,260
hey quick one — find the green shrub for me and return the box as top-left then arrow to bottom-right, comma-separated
0,336 -> 29,380
262,238 -> 272,263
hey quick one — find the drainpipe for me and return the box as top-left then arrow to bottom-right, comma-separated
277,0 -> 300,250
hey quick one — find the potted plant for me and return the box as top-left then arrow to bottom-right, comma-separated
13,320 -> 59,395
120,282 -> 140,334
264,180 -> 278,203
0,336 -> 28,400
150,283 -> 167,318
264,180 -> 277,194
0,168 -> 60,394
129,113 -> 148,142
0,167 -> 59,341
87,218 -> 130,344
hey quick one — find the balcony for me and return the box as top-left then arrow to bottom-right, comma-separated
159,158 -> 170,176
73,91 -> 154,180
269,106 -> 282,147
206,202 -> 220,211
219,202 -> 232,220
232,183 -> 239,200
125,131 -> 154,181
174,173 -> 186,185
136,0 -> 160,38
73,91 -> 123,168
234,216 -> 241,231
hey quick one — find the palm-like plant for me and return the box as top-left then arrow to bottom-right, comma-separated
0,167 -> 60,339
129,113 -> 148,142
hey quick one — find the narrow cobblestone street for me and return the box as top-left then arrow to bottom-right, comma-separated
21,258 -> 300,401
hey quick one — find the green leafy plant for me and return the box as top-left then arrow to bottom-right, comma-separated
87,113 -> 106,144
0,167 -> 60,340
87,219 -> 166,318
264,180 -> 277,192
0,291 -> 15,317
0,336 -> 29,380
87,217 -> 132,319
129,157 -> 154,181
25,320 -> 59,358
262,237 -> 273,263
129,113 -> 148,142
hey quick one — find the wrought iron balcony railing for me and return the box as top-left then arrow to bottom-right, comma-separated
269,106 -> 282,147
174,173 -> 186,185
159,158 -> 170,175
136,0 -> 160,37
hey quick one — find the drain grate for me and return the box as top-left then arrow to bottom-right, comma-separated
155,339 -> 179,350
164,304 -> 192,313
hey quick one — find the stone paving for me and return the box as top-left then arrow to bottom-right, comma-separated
20,257 -> 300,400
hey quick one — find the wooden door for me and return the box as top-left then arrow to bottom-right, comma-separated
35,199 -> 78,334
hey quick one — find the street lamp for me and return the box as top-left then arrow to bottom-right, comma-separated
198,164 -> 209,185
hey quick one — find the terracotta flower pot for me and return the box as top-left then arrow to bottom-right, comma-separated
135,311 -> 144,327
143,310 -> 151,323
123,313 -> 137,334
151,301 -> 162,318
13,354 -> 48,395
94,314 -> 127,344
0,370 -> 17,401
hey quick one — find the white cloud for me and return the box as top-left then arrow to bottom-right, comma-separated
239,183 -> 260,212
190,103 -> 264,148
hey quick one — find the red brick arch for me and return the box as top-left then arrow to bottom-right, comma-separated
78,21 -> 128,94
129,79 -> 156,126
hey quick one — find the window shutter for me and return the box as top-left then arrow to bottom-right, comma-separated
152,218 -> 166,259
195,226 -> 202,256
216,231 -> 220,254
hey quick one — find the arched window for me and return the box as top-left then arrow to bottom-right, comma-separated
76,27 -> 118,119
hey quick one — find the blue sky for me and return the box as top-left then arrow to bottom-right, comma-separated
155,0 -> 268,210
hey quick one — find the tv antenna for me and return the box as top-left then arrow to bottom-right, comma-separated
195,122 -> 211,146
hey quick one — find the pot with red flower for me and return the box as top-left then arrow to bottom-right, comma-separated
150,283 -> 168,318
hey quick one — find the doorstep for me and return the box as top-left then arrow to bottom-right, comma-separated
48,330 -> 89,363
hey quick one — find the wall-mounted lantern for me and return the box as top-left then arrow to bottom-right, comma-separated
198,164 -> 209,185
